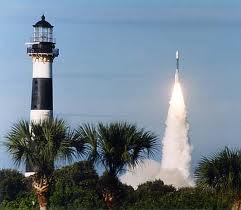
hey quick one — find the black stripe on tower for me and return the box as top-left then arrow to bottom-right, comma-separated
31,78 -> 53,110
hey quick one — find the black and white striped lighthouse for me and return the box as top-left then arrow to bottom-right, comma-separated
27,15 -> 59,124
25,15 -> 59,176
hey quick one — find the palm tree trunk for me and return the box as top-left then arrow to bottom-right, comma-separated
99,174 -> 120,210
32,176 -> 49,210
232,199 -> 241,210
103,191 -> 118,210
37,192 -> 48,210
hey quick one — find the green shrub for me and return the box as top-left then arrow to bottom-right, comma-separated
49,161 -> 106,209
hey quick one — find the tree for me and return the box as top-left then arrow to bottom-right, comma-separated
195,147 -> 241,210
123,186 -> 228,210
50,161 -> 106,209
136,180 -> 176,199
0,169 -> 26,202
4,119 -> 86,210
77,122 -> 158,210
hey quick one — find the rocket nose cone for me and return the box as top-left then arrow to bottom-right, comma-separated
176,50 -> 179,59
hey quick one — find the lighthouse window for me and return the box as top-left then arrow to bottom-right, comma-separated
48,28 -> 53,42
33,27 -> 53,42
33,27 -> 40,42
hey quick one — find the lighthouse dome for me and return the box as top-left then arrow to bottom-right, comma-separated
33,15 -> 53,28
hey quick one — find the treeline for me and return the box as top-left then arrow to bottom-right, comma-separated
0,162 -> 230,210
2,119 -> 241,209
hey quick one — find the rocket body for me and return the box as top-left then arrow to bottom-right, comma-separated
175,50 -> 180,83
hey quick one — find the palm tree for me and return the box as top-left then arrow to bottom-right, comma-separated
4,119 -> 86,210
77,122 -> 158,210
195,147 -> 241,210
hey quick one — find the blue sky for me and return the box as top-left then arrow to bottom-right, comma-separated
0,0 -> 241,170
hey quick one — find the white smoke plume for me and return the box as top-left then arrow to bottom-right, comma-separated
156,71 -> 193,187
120,159 -> 160,190
120,71 -> 193,189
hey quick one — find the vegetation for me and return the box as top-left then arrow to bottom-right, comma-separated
122,185 -> 230,210
0,164 -> 231,210
0,119 -> 238,209
49,161 -> 106,209
77,122 -> 157,209
0,169 -> 27,202
4,119 -> 85,210
195,147 -> 241,210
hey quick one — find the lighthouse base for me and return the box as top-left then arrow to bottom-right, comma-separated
30,110 -> 53,124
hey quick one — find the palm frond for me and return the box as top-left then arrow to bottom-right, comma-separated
76,123 -> 99,163
195,147 -> 241,196
4,120 -> 33,167
77,121 -> 158,176
4,118 -> 86,176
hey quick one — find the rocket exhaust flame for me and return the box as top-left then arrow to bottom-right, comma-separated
175,70 -> 179,83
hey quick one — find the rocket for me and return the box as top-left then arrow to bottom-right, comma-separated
175,50 -> 179,83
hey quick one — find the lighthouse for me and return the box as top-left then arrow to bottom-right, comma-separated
27,15 -> 59,123
25,15 -> 59,175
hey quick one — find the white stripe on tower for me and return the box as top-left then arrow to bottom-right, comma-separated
33,59 -> 52,78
